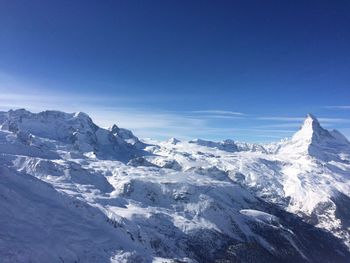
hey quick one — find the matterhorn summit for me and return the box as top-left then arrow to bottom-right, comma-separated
292,113 -> 327,142
278,114 -> 350,161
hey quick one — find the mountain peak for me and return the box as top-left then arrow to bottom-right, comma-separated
291,114 -> 330,145
298,113 -> 323,136
278,113 -> 350,160
304,113 -> 320,125
306,113 -> 317,120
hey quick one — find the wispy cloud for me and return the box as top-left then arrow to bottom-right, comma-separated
0,92 -> 208,138
191,110 -> 245,116
324,106 -> 350,110
0,71 -> 349,142
0,91 -> 296,141
318,118 -> 350,123
193,114 -> 244,120
187,110 -> 246,121
257,116 -> 305,121
257,116 -> 350,124
2,90 -> 349,141
256,123 -> 302,129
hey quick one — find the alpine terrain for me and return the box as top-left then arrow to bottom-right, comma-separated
0,109 -> 349,263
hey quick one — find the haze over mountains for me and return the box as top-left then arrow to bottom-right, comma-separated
1,109 -> 350,263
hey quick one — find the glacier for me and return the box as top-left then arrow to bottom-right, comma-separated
0,109 -> 349,262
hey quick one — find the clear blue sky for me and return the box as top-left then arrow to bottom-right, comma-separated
0,0 -> 349,141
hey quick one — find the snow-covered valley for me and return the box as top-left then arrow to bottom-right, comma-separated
0,109 -> 349,262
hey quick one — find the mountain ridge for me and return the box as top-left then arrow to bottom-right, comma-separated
0,108 -> 349,262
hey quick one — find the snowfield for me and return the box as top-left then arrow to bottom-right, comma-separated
0,109 -> 350,262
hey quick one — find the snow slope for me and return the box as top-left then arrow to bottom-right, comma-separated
0,109 -> 349,262
147,114 -> 350,249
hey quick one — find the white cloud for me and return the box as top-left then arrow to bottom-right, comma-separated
318,118 -> 350,123
324,106 -> 350,110
191,110 -> 245,116
256,123 -> 302,129
257,116 -> 350,124
257,116 -> 305,121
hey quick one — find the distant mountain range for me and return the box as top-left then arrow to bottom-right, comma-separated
1,109 -> 349,263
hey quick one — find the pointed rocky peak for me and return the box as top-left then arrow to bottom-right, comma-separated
292,113 -> 328,142
279,113 -> 350,161
306,113 -> 317,120
300,113 -> 321,132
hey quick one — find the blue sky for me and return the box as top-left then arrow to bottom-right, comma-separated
0,0 -> 350,142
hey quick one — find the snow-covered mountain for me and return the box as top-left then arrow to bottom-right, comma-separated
278,113 -> 350,160
149,114 -> 350,249
1,109 -> 349,263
